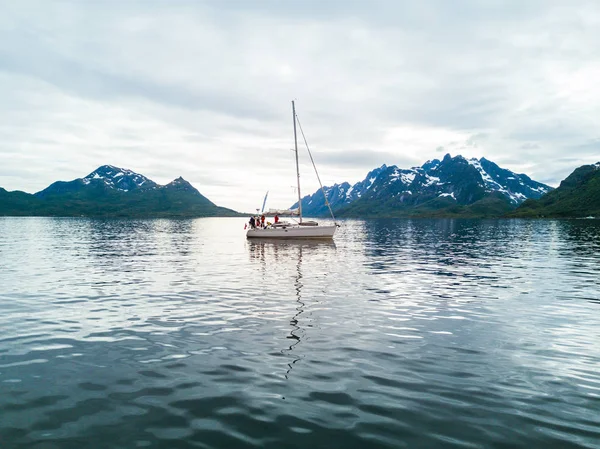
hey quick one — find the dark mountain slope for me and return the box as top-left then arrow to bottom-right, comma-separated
510,163 -> 600,218
0,188 -> 43,216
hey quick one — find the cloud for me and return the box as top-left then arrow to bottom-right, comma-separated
0,0 -> 599,211
519,143 -> 541,150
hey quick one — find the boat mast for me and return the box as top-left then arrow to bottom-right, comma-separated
292,100 -> 302,223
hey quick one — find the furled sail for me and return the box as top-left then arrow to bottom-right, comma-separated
261,191 -> 269,213
266,208 -> 300,216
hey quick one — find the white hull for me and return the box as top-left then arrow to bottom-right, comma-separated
246,225 -> 336,239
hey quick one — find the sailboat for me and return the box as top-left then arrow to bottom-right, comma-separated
246,101 -> 338,239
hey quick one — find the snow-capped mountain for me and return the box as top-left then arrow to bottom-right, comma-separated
294,154 -> 553,217
36,164 -> 158,198
26,165 -> 239,217
81,165 -> 157,192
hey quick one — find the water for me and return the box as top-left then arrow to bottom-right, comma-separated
1,217 -> 599,449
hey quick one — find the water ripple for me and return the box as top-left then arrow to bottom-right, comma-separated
1,217 -> 599,448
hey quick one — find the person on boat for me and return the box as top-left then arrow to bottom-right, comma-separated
274,214 -> 279,224
260,215 -> 265,228
249,216 -> 255,229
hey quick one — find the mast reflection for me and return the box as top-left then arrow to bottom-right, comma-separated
285,244 -> 304,379
245,239 -> 335,379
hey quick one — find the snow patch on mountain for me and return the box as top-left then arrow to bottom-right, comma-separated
423,175 -> 441,187
346,185 -> 354,199
389,168 -> 419,186
468,159 -> 500,189
439,192 -> 456,200
401,172 -> 416,184
530,185 -> 550,193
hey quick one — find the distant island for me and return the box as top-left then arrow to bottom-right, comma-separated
0,165 -> 240,218
1,158 -> 598,219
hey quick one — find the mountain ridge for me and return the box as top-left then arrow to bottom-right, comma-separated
4,158 -> 596,219
0,165 -> 240,218
293,154 -> 553,218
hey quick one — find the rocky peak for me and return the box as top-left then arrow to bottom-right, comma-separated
82,165 -> 156,192
421,159 -> 441,171
166,177 -> 198,193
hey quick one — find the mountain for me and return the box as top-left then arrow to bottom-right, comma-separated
0,188 -> 43,216
0,165 -> 240,218
36,165 -> 157,199
509,162 -> 600,218
293,154 -> 553,218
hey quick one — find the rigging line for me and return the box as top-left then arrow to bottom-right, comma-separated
294,113 -> 337,223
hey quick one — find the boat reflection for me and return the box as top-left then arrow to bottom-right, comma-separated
246,238 -> 337,249
245,238 -> 336,379
246,238 -> 336,267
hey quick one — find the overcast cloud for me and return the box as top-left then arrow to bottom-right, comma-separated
1,0 -> 599,212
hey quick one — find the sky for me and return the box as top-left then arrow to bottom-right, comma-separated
1,0 -> 599,213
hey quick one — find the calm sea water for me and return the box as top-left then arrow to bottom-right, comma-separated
1,217 -> 599,449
